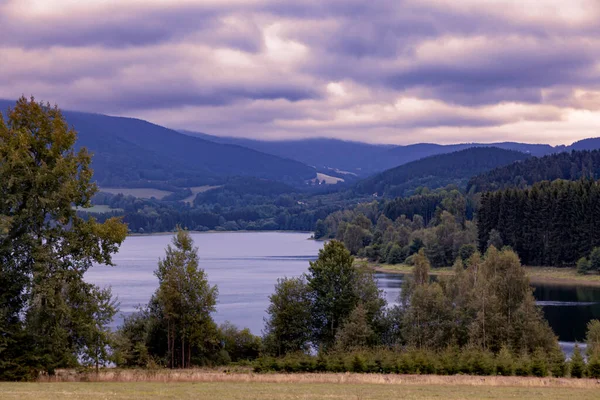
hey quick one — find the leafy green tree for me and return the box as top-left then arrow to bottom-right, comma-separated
386,244 -> 405,265
307,241 -> 385,349
263,276 -> 312,356
154,229 -> 218,368
219,322 -> 261,362
0,97 -> 127,380
590,248 -> 600,273
577,257 -> 591,275
586,319 -> 600,357
334,304 -> 374,350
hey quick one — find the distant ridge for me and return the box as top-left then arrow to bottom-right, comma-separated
184,130 -> 600,178
354,147 -> 530,197
0,100 -> 317,188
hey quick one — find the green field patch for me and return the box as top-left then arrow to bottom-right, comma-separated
183,185 -> 221,204
74,205 -> 124,214
99,187 -> 173,199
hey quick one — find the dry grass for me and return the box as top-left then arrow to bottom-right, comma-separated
363,260 -> 600,287
35,369 -> 599,388
3,371 -> 599,400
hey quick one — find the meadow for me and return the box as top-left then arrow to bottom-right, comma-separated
99,187 -> 173,199
3,372 -> 599,400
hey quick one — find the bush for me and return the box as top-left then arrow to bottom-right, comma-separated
570,345 -> 586,378
531,348 -> 548,377
351,354 -> 367,373
577,257 -> 591,275
588,355 -> 600,378
514,353 -> 532,377
590,247 -> 600,273
397,353 -> 417,374
495,346 -> 514,376
412,350 -> 438,375
548,346 -> 567,377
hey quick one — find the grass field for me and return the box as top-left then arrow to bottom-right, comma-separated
3,372 -> 599,400
365,260 -> 600,287
99,187 -> 173,199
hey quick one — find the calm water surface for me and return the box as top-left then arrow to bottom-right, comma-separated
86,232 -> 600,351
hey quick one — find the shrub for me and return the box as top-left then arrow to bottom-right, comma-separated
577,257 -> 591,275
351,354 -> 367,373
413,350 -> 437,375
514,353 -> 532,377
590,247 -> 600,273
548,346 -> 567,377
495,346 -> 514,376
570,345 -> 586,378
587,355 -> 600,379
397,353 -> 417,374
531,348 -> 548,377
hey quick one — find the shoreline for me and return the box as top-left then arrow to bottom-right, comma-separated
363,260 -> 600,287
128,230 -> 316,237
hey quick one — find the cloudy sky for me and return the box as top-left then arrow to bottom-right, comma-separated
2,0 -> 600,144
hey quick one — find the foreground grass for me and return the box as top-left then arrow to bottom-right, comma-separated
364,260 -> 600,287
3,372 -> 600,400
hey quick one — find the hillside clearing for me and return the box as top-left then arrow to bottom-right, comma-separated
99,187 -> 173,199
315,172 -> 344,184
182,185 -> 221,204
4,373 -> 599,400
74,205 -> 124,214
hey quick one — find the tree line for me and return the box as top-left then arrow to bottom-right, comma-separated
478,179 -> 600,267
315,188 -> 477,267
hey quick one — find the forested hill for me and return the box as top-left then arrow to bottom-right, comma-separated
354,147 -> 529,197
184,131 -> 557,177
467,149 -> 600,193
0,100 -> 317,188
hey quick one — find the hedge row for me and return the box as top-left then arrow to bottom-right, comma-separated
253,348 -> 600,378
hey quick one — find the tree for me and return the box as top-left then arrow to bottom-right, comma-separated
154,228 -> 218,368
590,248 -> 600,273
570,345 -> 586,378
586,319 -> 600,357
0,97 -> 127,379
577,257 -> 591,275
487,229 -> 503,250
263,276 -> 312,356
219,322 -> 261,362
307,240 -> 385,349
334,304 -> 374,350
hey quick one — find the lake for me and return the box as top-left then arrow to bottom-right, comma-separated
86,231 -> 600,352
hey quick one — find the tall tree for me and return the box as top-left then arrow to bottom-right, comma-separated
263,276 -> 312,356
154,229 -> 218,368
0,97 -> 127,380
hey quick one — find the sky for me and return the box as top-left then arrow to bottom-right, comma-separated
1,0 -> 600,145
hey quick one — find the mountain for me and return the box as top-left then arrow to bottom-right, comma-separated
181,131 -> 395,176
183,131 -> 558,177
0,100 -> 316,188
355,147 -> 530,197
467,149 -> 600,193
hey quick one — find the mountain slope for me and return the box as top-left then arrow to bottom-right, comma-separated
467,149 -> 600,193
181,132 -> 395,176
355,147 -> 529,197
184,131 -> 557,177
0,100 -> 316,187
